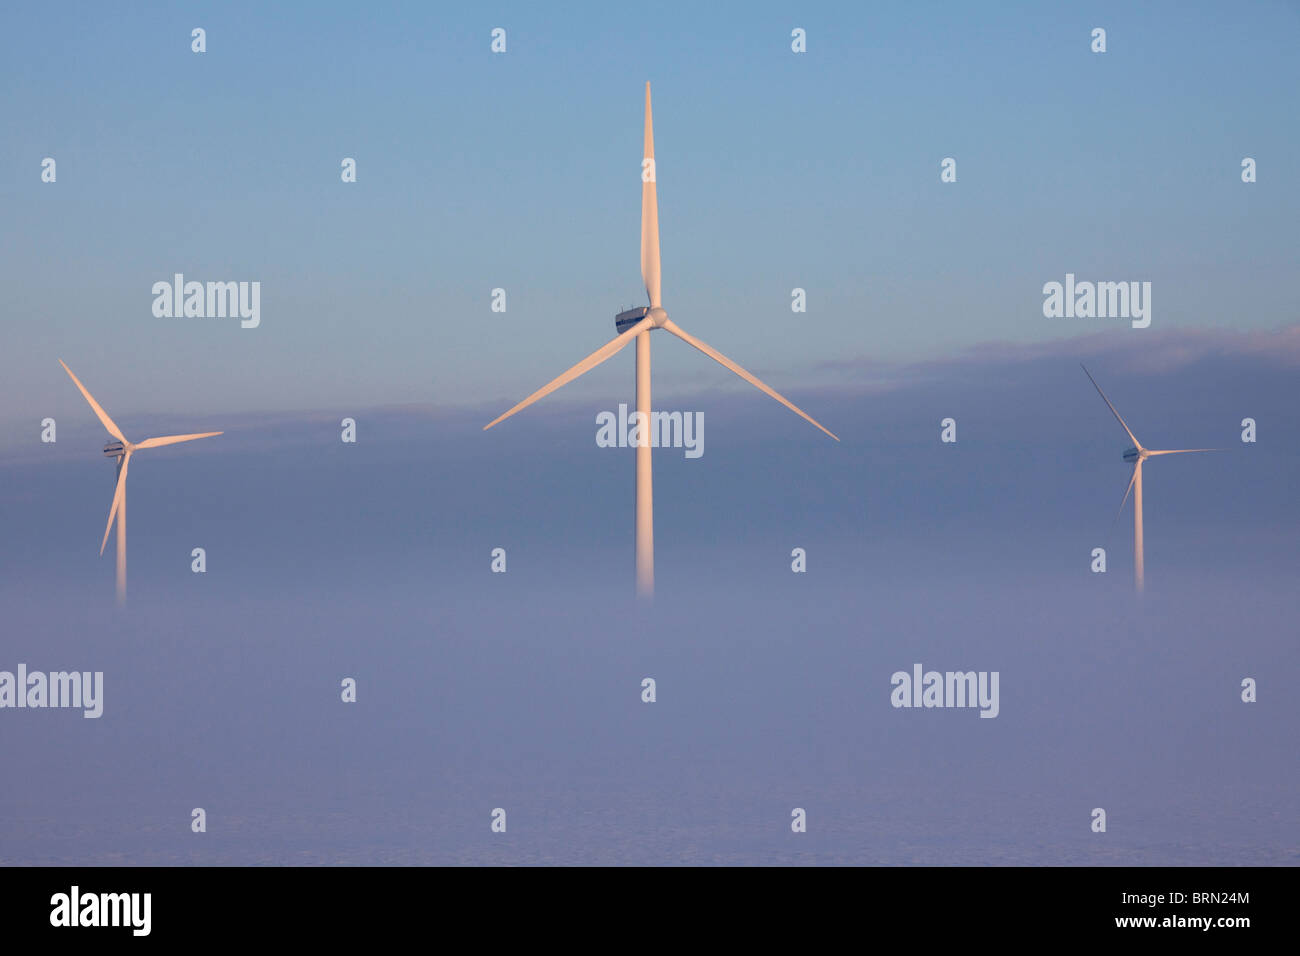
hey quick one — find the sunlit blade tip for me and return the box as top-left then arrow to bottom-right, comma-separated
134,431 -> 223,450
99,453 -> 130,555
662,319 -> 838,441
1109,462 -> 1139,536
1080,364 -> 1141,450
59,359 -> 127,443
641,84 -> 661,309
484,316 -> 654,431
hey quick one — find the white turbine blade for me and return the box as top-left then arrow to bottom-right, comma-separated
100,451 -> 130,556
484,316 -> 655,430
661,319 -> 839,441
641,81 -> 661,308
1081,364 -> 1141,449
59,360 -> 127,443
135,431 -> 223,450
1145,448 -> 1219,456
1109,462 -> 1139,535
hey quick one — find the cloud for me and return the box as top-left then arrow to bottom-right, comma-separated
817,321 -> 1300,387
14,321 -> 1297,463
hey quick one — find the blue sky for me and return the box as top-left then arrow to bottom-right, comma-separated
2,1 -> 1297,427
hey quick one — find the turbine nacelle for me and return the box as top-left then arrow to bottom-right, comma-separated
615,306 -> 649,334
614,305 -> 669,334
103,439 -> 126,460
1122,446 -> 1144,463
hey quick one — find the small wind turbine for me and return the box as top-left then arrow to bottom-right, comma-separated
60,360 -> 222,605
484,83 -> 838,598
1082,364 -> 1217,592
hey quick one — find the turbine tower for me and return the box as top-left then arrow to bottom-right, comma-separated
60,360 -> 222,605
485,83 -> 838,598
1082,364 -> 1216,593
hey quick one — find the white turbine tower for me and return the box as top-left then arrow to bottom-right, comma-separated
485,83 -> 838,598
60,360 -> 222,606
1082,364 -> 1216,593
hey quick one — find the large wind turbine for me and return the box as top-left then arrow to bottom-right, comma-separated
485,83 -> 838,597
60,360 -> 222,605
1082,365 -> 1216,593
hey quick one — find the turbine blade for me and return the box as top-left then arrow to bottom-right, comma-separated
1145,448 -> 1219,456
661,319 -> 839,441
641,82 -> 661,309
59,360 -> 127,443
1109,462 -> 1139,536
100,452 -> 130,556
484,316 -> 654,430
1081,364 -> 1141,449
135,431 -> 223,450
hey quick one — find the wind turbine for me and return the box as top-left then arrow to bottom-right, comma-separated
484,83 -> 838,598
60,360 -> 222,605
1081,364 -> 1216,593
